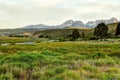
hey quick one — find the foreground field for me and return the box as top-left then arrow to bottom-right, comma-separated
0,42 -> 120,80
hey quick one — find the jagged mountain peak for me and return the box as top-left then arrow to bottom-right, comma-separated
109,17 -> 118,23
60,19 -> 84,28
64,19 -> 74,23
22,17 -> 119,29
110,17 -> 118,20
86,17 -> 119,28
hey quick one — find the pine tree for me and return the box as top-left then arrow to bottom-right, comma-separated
94,23 -> 108,41
81,31 -> 85,38
115,23 -> 120,36
70,29 -> 80,41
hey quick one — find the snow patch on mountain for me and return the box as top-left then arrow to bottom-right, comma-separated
22,17 -> 119,29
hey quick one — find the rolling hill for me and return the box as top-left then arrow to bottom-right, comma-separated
32,28 -> 93,38
32,22 -> 119,38
107,23 -> 118,35
0,21 -> 119,38
0,29 -> 42,36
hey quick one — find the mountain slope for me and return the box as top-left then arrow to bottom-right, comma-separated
107,23 -> 118,35
86,17 -> 119,28
22,20 -> 85,29
22,17 -> 119,29
32,22 -> 119,38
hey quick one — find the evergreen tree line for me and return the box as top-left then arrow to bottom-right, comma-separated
69,22 -> 120,41
37,22 -> 120,41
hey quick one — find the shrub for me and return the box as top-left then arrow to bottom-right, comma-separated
0,73 -> 13,80
68,60 -> 82,70
61,53 -> 81,60
31,72 -> 41,80
45,69 -> 55,78
54,66 -> 67,74
51,59 -> 68,66
82,65 -> 98,73
109,52 -> 120,57
94,58 -> 116,66
0,65 -> 7,74
56,47 -> 67,53
58,37 -> 67,42
89,52 -> 108,59
89,36 -> 99,40
12,67 -> 23,79
41,50 -> 60,56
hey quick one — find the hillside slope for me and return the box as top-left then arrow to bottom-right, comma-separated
32,22 -> 119,38
32,28 -> 93,38
107,23 -> 118,35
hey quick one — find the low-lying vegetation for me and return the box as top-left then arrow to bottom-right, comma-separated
0,42 -> 120,79
0,36 -> 30,43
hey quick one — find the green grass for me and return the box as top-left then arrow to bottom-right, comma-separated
0,41 -> 120,79
0,36 -> 30,43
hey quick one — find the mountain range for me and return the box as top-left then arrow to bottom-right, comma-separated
22,17 -> 119,29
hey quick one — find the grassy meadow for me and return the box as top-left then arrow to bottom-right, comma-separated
0,36 -> 30,43
0,37 -> 120,80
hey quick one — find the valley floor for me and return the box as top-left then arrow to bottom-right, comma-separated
0,41 -> 120,79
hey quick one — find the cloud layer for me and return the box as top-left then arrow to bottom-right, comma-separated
0,0 -> 120,29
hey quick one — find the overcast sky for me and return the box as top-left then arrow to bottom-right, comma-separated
0,0 -> 120,29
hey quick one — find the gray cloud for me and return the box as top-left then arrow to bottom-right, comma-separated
0,0 -> 120,29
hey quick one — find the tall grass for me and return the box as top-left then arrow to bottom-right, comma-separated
0,36 -> 30,43
0,42 -> 120,79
